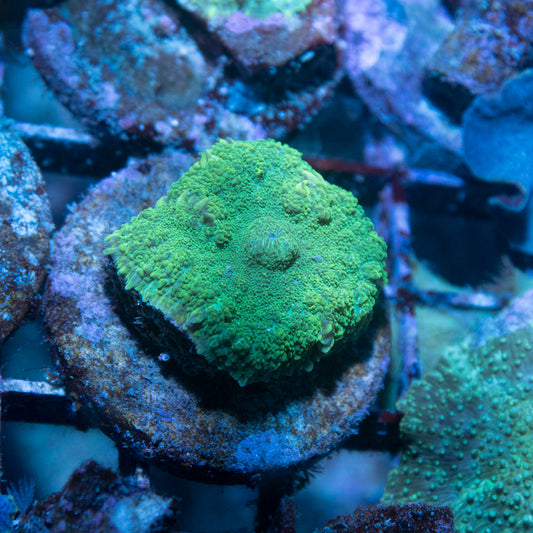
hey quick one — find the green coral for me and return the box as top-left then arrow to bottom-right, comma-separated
383,325 -> 533,532
176,0 -> 311,20
104,139 -> 387,386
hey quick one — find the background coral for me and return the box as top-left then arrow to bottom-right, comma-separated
383,291 -> 533,532
105,139 -> 387,386
176,0 -> 312,19
463,69 -> 533,256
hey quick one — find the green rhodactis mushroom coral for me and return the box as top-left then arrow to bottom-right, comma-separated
383,327 -> 533,532
104,139 -> 387,386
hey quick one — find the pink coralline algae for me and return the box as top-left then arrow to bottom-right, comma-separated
187,0 -> 338,71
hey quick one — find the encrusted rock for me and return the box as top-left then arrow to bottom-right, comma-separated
315,503 -> 454,533
424,0 -> 533,122
19,460 -> 178,533
0,126 -> 54,341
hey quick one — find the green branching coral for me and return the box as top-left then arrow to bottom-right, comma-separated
104,139 -> 387,386
383,325 -> 533,532
176,0 -> 312,20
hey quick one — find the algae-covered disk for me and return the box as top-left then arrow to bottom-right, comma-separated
105,139 -> 387,386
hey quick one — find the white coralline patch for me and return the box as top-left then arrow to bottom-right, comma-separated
6,203 -> 40,238
0,129 -> 54,238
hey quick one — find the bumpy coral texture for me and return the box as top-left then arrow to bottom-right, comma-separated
177,0 -> 311,19
105,139 -> 387,385
383,326 -> 533,532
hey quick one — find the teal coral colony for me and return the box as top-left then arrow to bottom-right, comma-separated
177,0 -> 312,19
383,325 -> 533,532
104,139 -> 387,386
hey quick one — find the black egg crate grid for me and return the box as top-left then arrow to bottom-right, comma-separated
0,120 -> 511,531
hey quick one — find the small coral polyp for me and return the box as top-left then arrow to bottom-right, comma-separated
245,218 -> 299,270
104,138 -> 387,386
